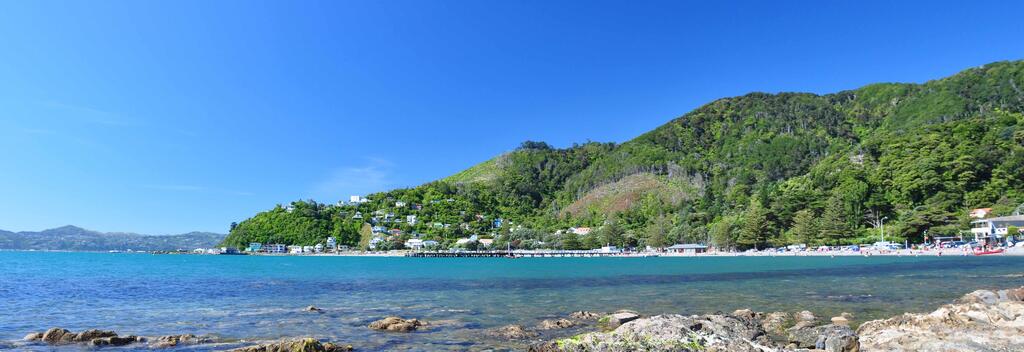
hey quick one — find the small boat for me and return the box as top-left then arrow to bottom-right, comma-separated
974,249 -> 1005,256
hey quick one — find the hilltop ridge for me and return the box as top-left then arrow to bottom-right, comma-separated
223,60 -> 1024,250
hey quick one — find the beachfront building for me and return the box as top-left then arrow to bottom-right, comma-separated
478,238 -> 494,248
248,243 -> 263,252
288,245 -> 303,254
666,243 -> 708,254
369,236 -> 385,250
266,244 -> 287,254
598,245 -> 621,253
971,215 -> 1024,243
326,237 -> 336,252
314,243 -> 324,253
405,237 -> 425,248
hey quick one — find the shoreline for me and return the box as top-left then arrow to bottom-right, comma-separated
11,285 -> 1024,351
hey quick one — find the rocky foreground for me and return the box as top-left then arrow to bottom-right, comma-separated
17,286 -> 1024,351
529,287 -> 1024,352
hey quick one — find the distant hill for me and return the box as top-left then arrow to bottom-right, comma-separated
0,225 -> 225,251
223,60 -> 1024,250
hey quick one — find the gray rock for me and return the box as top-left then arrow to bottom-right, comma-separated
569,311 -> 603,320
787,324 -> 858,351
538,318 -> 576,330
859,287 -> 1024,351
486,324 -> 539,340
761,312 -> 790,335
599,312 -> 640,330
367,316 -> 426,332
792,310 -> 818,328
91,336 -> 141,346
304,305 -> 323,312
150,334 -> 212,348
546,314 -> 769,352
41,328 -> 71,344
228,338 -> 352,352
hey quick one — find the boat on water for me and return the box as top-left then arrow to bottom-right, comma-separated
974,249 -> 1005,256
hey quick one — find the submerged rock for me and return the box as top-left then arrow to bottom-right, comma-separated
367,316 -> 426,332
486,324 -> 539,340
229,338 -> 352,352
304,305 -> 323,313
569,311 -> 603,320
91,335 -> 143,346
858,287 -> 1024,351
538,318 -> 577,330
38,328 -> 120,345
150,334 -> 213,348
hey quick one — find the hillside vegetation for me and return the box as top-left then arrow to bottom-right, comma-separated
222,61 -> 1024,250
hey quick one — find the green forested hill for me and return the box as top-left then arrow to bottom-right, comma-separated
222,60 -> 1024,250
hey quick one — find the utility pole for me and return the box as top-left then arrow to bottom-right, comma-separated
880,216 -> 888,242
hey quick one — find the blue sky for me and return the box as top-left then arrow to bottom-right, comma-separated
1,1 -> 1022,234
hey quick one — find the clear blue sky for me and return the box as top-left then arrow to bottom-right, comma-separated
1,1 -> 1022,234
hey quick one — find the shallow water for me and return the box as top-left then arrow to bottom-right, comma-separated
3,251 -> 1024,350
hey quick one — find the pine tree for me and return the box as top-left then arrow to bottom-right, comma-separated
738,198 -> 769,249
819,194 -> 851,244
789,209 -> 818,245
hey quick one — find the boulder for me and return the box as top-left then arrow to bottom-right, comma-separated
858,287 -> 1024,351
731,308 -> 756,320
538,318 -> 576,330
150,334 -> 212,348
229,338 -> 352,352
23,332 -> 42,341
792,310 -> 818,328
761,312 -> 790,335
787,324 -> 858,351
91,336 -> 142,346
598,311 -> 640,330
549,314 -> 770,352
41,328 -> 71,344
569,311 -> 603,320
486,324 -> 539,340
36,327 -> 137,346
830,316 -> 850,326
367,316 -> 426,332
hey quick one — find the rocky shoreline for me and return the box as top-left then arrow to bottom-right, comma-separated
15,286 -> 1024,351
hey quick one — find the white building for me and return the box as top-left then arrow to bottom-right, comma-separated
405,238 -> 425,249
288,245 -> 303,254
369,237 -> 385,250
971,215 -> 1024,242
326,237 -> 337,251
265,244 -> 287,254
350,195 -> 369,204
395,201 -> 406,207
570,227 -> 592,235
314,243 -> 324,253
407,215 -> 418,225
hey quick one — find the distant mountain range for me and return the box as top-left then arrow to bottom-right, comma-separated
0,225 -> 225,251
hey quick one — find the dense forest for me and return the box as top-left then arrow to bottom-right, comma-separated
222,60 -> 1024,251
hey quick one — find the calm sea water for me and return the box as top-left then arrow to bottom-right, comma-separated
3,251 -> 1024,351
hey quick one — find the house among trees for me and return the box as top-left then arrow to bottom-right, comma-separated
970,208 -> 994,219
971,215 -> 1024,243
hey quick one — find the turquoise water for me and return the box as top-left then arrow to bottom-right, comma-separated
3,251 -> 1024,350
